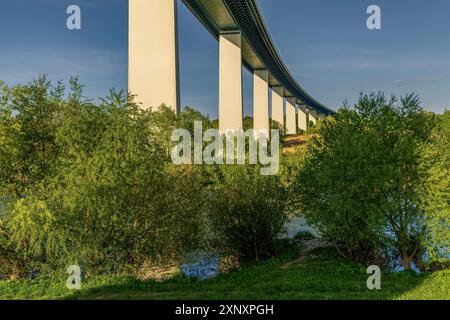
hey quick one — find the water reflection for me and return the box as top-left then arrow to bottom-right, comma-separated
179,217 -> 312,280
180,252 -> 219,280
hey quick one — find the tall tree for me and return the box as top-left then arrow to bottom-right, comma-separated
293,93 -> 433,269
421,111 -> 450,263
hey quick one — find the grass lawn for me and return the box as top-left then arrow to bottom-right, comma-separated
1,248 -> 449,300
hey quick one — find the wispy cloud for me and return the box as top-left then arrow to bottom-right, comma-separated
0,46 -> 127,97
393,76 -> 447,85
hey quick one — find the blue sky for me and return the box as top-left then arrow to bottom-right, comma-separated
1,0 -> 449,117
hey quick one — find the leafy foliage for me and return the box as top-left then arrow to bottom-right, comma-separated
206,165 -> 288,262
421,110 -> 450,262
293,92 -> 434,268
0,77 -> 204,277
0,76 -> 289,279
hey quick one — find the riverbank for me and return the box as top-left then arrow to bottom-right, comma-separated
1,247 -> 448,300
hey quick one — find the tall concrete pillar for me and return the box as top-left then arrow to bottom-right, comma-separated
129,0 -> 179,112
309,110 -> 318,125
271,86 -> 284,129
253,70 -> 269,137
286,97 -> 297,135
219,32 -> 243,133
298,105 -> 308,131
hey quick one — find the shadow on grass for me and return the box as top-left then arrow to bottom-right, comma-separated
59,248 -> 439,300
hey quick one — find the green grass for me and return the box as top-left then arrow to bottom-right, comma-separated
1,248 -> 449,300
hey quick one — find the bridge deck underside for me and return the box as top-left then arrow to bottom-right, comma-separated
182,0 -> 335,115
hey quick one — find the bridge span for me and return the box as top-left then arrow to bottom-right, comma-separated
129,0 -> 335,135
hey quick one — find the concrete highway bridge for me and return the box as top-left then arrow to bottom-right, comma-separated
129,0 -> 335,135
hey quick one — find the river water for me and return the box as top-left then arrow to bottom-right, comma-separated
179,217 -> 313,279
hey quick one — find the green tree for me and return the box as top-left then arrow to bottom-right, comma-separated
0,78 -> 205,276
206,165 -> 288,262
293,93 -> 433,268
0,76 -> 63,198
0,76 -> 67,276
149,104 -> 178,158
270,119 -> 286,141
178,106 -> 213,135
421,110 -> 450,263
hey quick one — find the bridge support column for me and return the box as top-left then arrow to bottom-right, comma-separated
309,110 -> 318,125
253,70 -> 269,138
219,32 -> 243,133
129,0 -> 179,112
298,105 -> 308,131
286,97 -> 297,135
271,86 -> 284,130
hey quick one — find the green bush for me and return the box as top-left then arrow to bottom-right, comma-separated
1,76 -> 293,278
0,77 -> 205,277
293,93 -> 434,268
206,165 -> 289,262
1,76 -> 63,277
421,110 -> 450,262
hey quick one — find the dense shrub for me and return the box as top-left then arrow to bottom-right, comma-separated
0,77 -> 204,277
206,165 -> 289,262
421,110 -> 450,263
293,93 -> 434,268
0,77 -> 61,198
1,77 -> 63,277
4,75 -> 444,281
0,76 -> 292,278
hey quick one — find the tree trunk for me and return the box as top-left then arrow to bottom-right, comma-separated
401,255 -> 412,270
